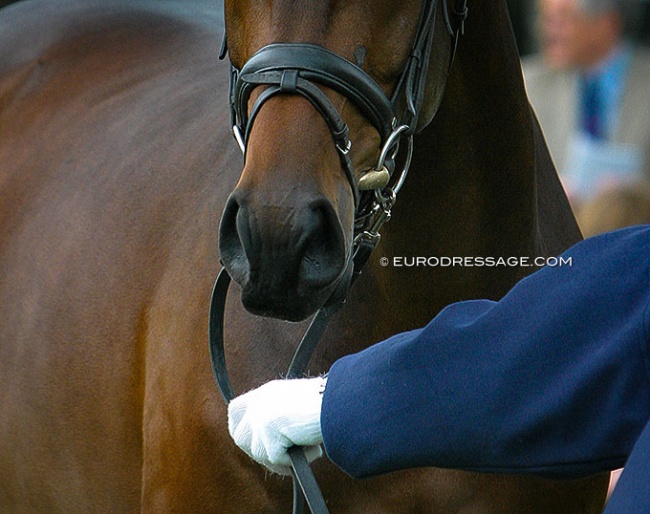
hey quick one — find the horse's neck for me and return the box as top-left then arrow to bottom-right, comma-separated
359,2 -> 581,330
388,1 -> 580,261
320,3 -> 582,361
530,110 -> 584,252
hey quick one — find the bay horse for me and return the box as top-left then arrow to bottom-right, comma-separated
0,0 -> 609,512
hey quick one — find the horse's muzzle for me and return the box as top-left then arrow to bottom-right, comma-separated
218,190 -> 352,321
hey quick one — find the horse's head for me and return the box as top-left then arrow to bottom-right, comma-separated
219,0 -> 463,321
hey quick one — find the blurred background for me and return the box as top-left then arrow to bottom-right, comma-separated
506,0 -> 650,54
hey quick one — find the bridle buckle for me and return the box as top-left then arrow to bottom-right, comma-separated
336,138 -> 352,156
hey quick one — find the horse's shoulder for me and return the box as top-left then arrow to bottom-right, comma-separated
0,0 -> 228,237
0,0 -> 225,146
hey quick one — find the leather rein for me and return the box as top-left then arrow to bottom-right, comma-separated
209,2 -> 468,513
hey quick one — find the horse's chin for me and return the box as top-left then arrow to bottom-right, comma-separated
239,259 -> 354,322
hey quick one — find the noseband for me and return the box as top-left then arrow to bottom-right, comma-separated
211,2 -> 468,513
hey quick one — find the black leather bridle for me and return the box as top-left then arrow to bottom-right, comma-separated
210,1 -> 468,513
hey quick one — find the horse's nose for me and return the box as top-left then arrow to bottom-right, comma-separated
218,189 -> 351,321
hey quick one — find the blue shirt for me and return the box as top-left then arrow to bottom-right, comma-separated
581,44 -> 633,139
321,225 -> 650,513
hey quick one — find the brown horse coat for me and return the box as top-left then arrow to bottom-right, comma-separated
0,0 -> 608,512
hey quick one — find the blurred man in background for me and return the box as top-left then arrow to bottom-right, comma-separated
523,0 -> 650,206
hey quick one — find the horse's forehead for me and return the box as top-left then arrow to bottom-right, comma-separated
226,0 -> 420,33
224,0 -> 423,78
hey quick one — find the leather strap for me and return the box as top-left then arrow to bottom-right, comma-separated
208,268 -> 330,514
235,44 -> 396,142
208,204 -> 390,513
208,268 -> 235,405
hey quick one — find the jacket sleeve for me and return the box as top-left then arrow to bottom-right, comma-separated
321,226 -> 650,479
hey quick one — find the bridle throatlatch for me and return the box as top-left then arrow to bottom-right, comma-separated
209,1 -> 468,513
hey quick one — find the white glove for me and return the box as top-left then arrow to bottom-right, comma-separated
228,376 -> 327,475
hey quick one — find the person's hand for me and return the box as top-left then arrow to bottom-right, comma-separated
228,376 -> 326,475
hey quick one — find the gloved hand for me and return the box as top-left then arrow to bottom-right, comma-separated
228,376 -> 327,475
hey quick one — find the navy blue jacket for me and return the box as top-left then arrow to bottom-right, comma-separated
321,226 -> 650,513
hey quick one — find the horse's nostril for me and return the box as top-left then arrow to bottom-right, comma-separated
218,193 -> 250,284
298,202 -> 347,287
